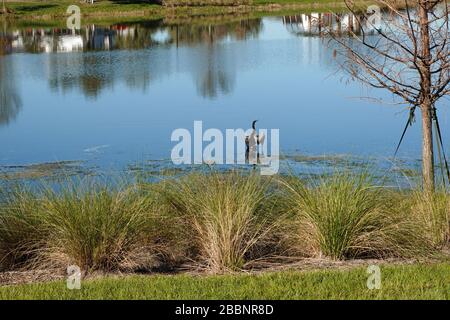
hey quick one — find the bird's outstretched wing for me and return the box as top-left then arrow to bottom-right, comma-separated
257,132 -> 266,146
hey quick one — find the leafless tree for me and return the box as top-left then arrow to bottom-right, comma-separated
330,0 -> 449,192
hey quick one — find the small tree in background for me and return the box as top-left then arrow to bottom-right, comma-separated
331,0 -> 449,192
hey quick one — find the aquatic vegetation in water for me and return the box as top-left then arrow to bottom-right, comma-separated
0,161 -> 91,181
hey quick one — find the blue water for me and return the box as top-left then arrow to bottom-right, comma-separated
0,16 -> 448,177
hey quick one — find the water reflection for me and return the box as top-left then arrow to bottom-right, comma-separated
283,12 -> 380,36
166,19 -> 262,46
0,14 -> 431,173
1,19 -> 262,100
45,50 -> 153,98
0,14 -> 363,116
0,36 -> 22,125
6,19 -> 262,54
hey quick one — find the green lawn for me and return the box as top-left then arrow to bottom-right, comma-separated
1,263 -> 449,300
5,0 -> 162,17
2,0 -> 355,21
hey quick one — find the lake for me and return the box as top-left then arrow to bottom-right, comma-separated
0,14 -> 448,181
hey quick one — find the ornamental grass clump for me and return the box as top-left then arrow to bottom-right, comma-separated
280,172 -> 432,260
0,181 -> 170,272
409,190 -> 449,248
159,171 -> 283,273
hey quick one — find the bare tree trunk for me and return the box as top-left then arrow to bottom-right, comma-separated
2,0 -> 6,14
419,0 -> 434,192
332,2 -> 449,193
421,102 -> 434,192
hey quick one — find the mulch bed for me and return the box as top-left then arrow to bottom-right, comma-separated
0,269 -> 65,287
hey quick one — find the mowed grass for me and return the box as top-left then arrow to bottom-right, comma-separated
3,0 -> 353,20
1,0 -> 373,28
0,263 -> 449,299
6,0 -> 161,17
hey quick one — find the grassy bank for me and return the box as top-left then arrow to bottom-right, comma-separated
0,0 -> 368,22
0,263 -> 449,299
0,171 -> 448,276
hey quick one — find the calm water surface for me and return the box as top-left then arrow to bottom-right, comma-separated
0,15 -> 448,177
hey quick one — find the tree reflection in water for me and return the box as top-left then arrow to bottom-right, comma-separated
0,35 -> 22,126
0,18 -> 263,99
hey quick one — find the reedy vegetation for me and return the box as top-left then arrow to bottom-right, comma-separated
410,190 -> 450,247
0,171 -> 448,274
0,183 -> 171,272
280,173 -> 435,260
157,172 -> 283,272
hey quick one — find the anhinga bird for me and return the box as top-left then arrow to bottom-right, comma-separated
245,120 -> 265,163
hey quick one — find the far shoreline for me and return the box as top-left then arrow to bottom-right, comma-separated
0,0 -> 381,23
